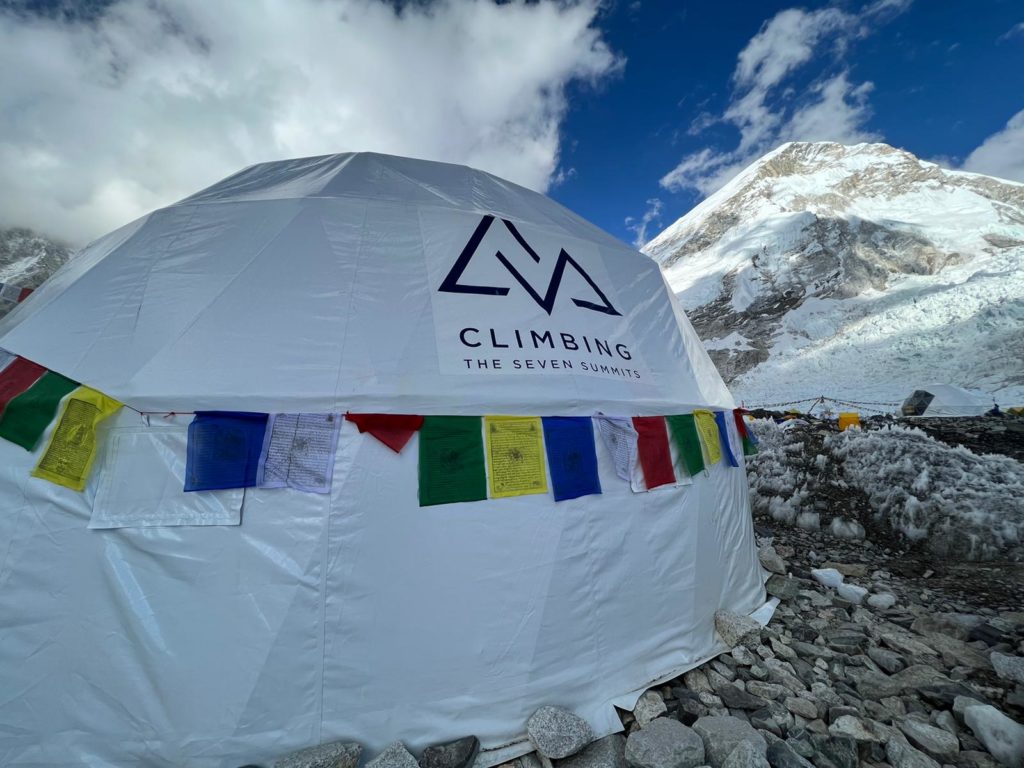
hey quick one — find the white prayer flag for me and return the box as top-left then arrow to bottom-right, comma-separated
257,413 -> 342,494
594,414 -> 638,482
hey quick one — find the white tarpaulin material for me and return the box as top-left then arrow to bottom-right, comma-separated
915,383 -> 993,417
0,153 -> 767,767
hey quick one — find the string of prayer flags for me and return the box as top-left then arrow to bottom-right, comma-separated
484,416 -> 548,498
0,370 -> 79,450
713,410 -> 739,467
631,416 -> 676,490
733,409 -> 759,456
418,416 -> 487,506
347,413 -> 424,453
185,411 -> 269,492
541,417 -> 601,502
257,413 -> 342,493
666,414 -> 705,476
692,409 -> 721,466
0,356 -> 47,418
31,387 -> 122,491
594,415 -> 638,482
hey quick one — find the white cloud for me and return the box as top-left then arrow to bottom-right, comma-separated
962,109 -> 1024,183
997,21 -> 1024,43
624,197 -> 662,249
0,0 -> 621,244
661,2 -> 904,197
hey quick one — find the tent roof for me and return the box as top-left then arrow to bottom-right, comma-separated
0,152 -> 731,414
913,383 -> 991,416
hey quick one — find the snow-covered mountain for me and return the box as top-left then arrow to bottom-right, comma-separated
0,227 -> 71,317
644,141 -> 1024,409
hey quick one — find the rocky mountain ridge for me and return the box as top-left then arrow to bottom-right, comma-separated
0,227 -> 71,318
644,142 -> 1024,408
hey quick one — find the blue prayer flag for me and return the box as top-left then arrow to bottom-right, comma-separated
713,411 -> 739,467
185,411 -> 269,491
541,416 -> 602,502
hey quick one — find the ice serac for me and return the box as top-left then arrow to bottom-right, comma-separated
643,141 -> 1024,407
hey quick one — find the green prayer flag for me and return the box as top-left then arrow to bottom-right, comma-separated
742,436 -> 759,457
0,371 -> 79,451
418,415 -> 487,507
666,413 -> 705,476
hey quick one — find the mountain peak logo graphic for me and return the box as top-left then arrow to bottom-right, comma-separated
438,215 -> 621,316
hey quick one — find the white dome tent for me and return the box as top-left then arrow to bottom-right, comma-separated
0,153 -> 768,767
901,384 -> 993,417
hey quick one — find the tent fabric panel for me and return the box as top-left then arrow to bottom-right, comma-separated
0,413 -> 764,767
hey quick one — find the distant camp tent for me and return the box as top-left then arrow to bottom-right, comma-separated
0,153 -> 769,767
901,384 -> 992,417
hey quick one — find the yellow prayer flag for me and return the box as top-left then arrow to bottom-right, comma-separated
484,415 -> 548,498
31,386 -> 122,491
692,409 -> 722,465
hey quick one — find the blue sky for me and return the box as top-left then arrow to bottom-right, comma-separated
1,0 -> 1022,247
553,0 -> 1024,245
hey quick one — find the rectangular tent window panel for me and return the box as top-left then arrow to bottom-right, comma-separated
89,427 -> 244,529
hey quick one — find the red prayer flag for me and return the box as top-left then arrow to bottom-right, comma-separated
631,416 -> 676,490
346,413 -> 425,453
733,409 -> 750,439
0,357 -> 47,417
17,287 -> 33,303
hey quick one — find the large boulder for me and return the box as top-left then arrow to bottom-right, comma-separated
624,718 -> 705,768
692,716 -> 767,768
528,706 -> 594,759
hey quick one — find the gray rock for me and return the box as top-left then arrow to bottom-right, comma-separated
528,706 -> 594,759
759,547 -> 787,576
746,682 -> 788,702
827,716 -> 885,744
885,733 -> 940,768
716,612 -> 763,648
991,652 -> 1024,685
367,743 -> 419,768
419,737 -> 480,768
931,710 -> 957,735
876,625 -> 939,658
556,735 -> 627,768
783,698 -> 817,721
897,719 -> 958,759
823,630 -> 868,655
722,741 -> 769,768
807,735 -> 857,768
749,703 -> 794,738
867,646 -> 906,675
684,669 -> 713,694
765,740 -> 814,768
956,750 -> 1002,768
718,684 -> 770,711
766,576 -> 801,601
693,716 -> 768,768
275,740 -> 363,768
732,646 -> 757,666
625,718 -> 705,768
634,691 -> 669,727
